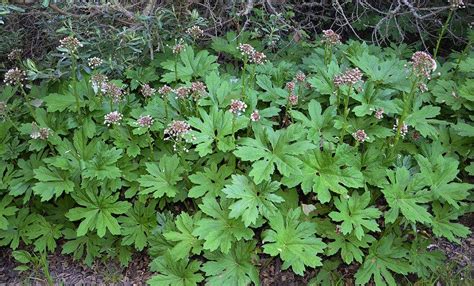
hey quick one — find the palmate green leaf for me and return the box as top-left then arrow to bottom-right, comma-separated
381,167 -> 431,224
189,107 -> 248,156
355,234 -> 411,286
82,144 -> 123,180
161,47 -> 218,83
202,241 -> 260,286
360,145 -> 389,187
290,100 -> 338,143
125,66 -> 159,90
0,208 -> 36,249
148,253 -> 203,286
32,166 -> 74,201
188,163 -> 233,198
0,195 -> 17,230
0,163 -> 14,191
348,49 -> 407,89
223,175 -> 284,227
234,124 -> 314,184
43,93 -> 77,112
351,82 -> 398,117
459,78 -> 474,102
306,59 -> 340,95
192,197 -> 254,253
163,212 -> 203,260
200,71 -> 233,108
409,237 -> 445,279
405,105 -> 441,138
431,80 -> 467,111
415,153 -> 471,208
118,201 -> 157,251
451,121 -> 474,137
283,144 -> 364,203
66,189 -> 131,237
138,154 -> 184,198
25,215 -> 62,252
262,208 -> 326,276
255,74 -> 288,105
459,56 -> 474,72
430,202 -> 470,243
329,191 -> 381,240
308,259 -> 341,286
9,154 -> 45,201
326,232 -> 376,264
61,228 -> 102,267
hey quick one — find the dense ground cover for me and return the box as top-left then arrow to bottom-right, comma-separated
0,27 -> 473,285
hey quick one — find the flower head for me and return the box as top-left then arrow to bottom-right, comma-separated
250,51 -> 267,64
250,110 -> 260,122
104,111 -> 123,126
393,118 -> 408,138
7,49 -> 22,61
191,81 -> 206,94
229,99 -> 247,115
30,122 -> 51,140
164,120 -> 194,152
186,25 -> 204,38
288,94 -> 298,106
238,44 -> 256,57
87,57 -> 103,69
137,115 -> 154,128
103,82 -> 124,103
449,0 -> 465,9
237,43 -> 266,64
158,85 -> 173,96
411,51 -> 436,79
172,40 -> 185,54
4,67 -> 26,86
374,108 -> 384,120
295,71 -> 306,82
333,68 -> 363,87
352,129 -> 368,143
164,120 -> 191,139
191,81 -> 207,100
322,29 -> 341,45
59,36 -> 83,53
141,84 -> 156,98
286,81 -> 296,92
175,87 -> 191,99
90,74 -> 109,94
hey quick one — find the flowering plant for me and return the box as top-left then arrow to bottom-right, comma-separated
0,31 -> 472,286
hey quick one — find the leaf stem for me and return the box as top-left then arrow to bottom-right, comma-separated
433,9 -> 454,59
19,85 -> 35,119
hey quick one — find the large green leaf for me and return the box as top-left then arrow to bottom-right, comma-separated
262,208 -> 326,276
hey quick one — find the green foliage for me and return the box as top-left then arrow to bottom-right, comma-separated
355,235 -> 412,286
193,197 -> 254,253
262,208 -> 326,275
0,195 -> 17,230
234,124 -> 314,184
202,241 -> 260,286
223,175 -> 284,226
66,189 -> 131,237
138,155 -> 185,198
0,29 -> 472,286
148,253 -> 203,286
329,191 -> 382,240
163,212 -> 203,260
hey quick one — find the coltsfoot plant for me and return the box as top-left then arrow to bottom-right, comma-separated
0,31 -> 473,285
